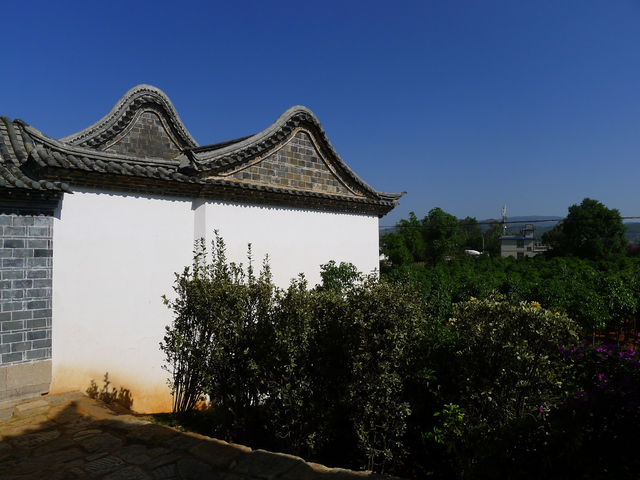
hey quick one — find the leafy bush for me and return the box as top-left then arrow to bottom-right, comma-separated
451,295 -> 578,424
161,234 -> 423,473
343,277 -> 422,471
263,273 -> 423,471
470,340 -> 640,479
160,233 -> 273,419
162,232 -> 636,478
384,254 -> 640,338
554,340 -> 640,476
424,295 -> 579,475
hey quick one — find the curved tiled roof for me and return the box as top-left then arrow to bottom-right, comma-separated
59,84 -> 198,150
188,106 -> 403,202
0,116 -> 69,192
0,86 -> 404,216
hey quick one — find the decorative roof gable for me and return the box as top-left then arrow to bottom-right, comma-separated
0,86 -> 403,216
103,110 -> 183,160
60,85 -> 197,152
184,105 -> 399,202
222,130 -> 359,197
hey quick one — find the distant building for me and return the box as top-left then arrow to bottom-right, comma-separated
500,224 -> 550,259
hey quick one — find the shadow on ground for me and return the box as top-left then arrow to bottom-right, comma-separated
0,392 -> 394,479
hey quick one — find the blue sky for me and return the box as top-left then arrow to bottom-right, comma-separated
3,1 -> 639,225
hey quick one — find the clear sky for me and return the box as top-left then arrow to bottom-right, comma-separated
3,1 -> 639,225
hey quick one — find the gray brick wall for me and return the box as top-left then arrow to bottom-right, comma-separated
0,214 -> 53,365
105,110 -> 182,160
230,131 -> 356,196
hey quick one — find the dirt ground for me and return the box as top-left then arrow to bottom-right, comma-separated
0,392 -> 391,479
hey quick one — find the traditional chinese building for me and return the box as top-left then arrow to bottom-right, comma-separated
0,85 -> 402,411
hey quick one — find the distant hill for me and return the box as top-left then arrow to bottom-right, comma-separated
489,218 -> 640,242
380,216 -> 640,243
379,226 -> 397,235
625,223 -> 640,243
478,216 -> 562,237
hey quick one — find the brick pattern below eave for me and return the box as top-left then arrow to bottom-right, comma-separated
230,131 -> 355,197
104,110 -> 183,160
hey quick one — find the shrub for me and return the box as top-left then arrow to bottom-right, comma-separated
263,272 -> 423,472
472,340 -> 640,479
161,234 -> 423,473
556,340 -> 640,472
425,295 -> 579,475
447,295 -> 579,428
344,277 -> 422,471
258,275 -> 316,455
160,233 -> 274,420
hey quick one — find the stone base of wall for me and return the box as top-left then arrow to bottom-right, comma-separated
0,360 -> 51,406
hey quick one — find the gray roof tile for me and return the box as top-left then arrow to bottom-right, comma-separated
1,86 -> 403,216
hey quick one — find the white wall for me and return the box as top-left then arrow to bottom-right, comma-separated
199,201 -> 379,287
51,190 -> 379,412
51,190 -> 194,412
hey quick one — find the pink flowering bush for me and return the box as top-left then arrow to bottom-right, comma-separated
473,338 -> 640,478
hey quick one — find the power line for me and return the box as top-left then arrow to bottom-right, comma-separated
379,216 -> 640,229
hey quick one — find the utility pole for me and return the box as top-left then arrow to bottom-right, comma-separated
501,204 -> 508,235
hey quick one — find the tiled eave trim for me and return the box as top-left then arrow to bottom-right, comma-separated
32,120 -> 403,205
52,171 -> 396,217
0,188 -> 61,215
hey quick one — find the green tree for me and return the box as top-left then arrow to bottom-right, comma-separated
422,207 -> 461,264
483,220 -> 503,256
458,216 -> 483,252
542,198 -> 627,260
380,212 -> 425,266
318,260 -> 362,292
398,211 -> 427,262
380,232 -> 413,267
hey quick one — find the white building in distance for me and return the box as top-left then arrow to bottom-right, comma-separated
500,224 -> 550,259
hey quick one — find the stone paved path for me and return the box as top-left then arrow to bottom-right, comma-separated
0,392 -> 394,480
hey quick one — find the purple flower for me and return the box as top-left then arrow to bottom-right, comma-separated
616,348 -> 637,362
572,391 -> 585,402
596,373 -> 610,388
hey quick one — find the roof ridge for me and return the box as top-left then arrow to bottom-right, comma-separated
188,105 -> 403,201
0,90 -> 403,216
59,85 -> 198,150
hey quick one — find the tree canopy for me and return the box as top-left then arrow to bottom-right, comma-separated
381,208 -> 498,265
542,198 -> 627,260
422,207 -> 462,264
